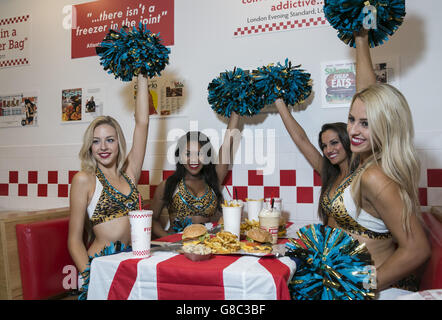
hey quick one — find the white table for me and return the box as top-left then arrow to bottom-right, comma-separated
87,250 -> 296,300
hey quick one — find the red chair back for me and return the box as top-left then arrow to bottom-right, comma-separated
419,212 -> 442,290
16,217 -> 75,299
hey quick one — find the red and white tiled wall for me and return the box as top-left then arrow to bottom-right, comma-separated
1,167 -> 441,227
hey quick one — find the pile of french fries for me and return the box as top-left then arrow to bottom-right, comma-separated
222,200 -> 242,207
240,218 -> 259,234
203,231 -> 241,254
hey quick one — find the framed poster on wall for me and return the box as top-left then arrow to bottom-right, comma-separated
320,57 -> 400,108
0,92 -> 38,128
61,85 -> 104,124
136,76 -> 186,117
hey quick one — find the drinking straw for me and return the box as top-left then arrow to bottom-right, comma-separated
225,185 -> 233,200
235,188 -> 238,201
138,194 -> 142,210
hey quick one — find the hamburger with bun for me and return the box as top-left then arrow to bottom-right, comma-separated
278,216 -> 287,237
182,224 -> 210,246
241,228 -> 273,253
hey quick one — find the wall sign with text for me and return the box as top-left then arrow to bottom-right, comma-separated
320,57 -> 400,108
71,0 -> 174,59
233,0 -> 328,37
0,14 -> 31,69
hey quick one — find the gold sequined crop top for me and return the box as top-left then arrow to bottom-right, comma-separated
87,168 -> 140,226
168,179 -> 218,219
320,168 -> 392,240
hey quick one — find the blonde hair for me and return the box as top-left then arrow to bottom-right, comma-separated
79,116 -> 127,173
350,84 -> 421,232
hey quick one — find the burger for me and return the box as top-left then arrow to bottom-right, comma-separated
278,216 -> 287,237
182,224 -> 210,246
241,228 -> 273,253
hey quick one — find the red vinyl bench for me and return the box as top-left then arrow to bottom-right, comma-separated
16,217 -> 76,300
419,212 -> 442,290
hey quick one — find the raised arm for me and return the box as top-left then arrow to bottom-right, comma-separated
275,98 -> 323,174
355,28 -> 376,92
125,74 -> 150,184
216,112 -> 241,184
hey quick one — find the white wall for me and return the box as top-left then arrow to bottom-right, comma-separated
1,0 -> 442,230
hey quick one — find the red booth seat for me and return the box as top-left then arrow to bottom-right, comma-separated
419,212 -> 442,290
16,217 -> 75,300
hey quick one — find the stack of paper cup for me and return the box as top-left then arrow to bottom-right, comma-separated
222,200 -> 243,239
246,198 -> 263,222
128,210 -> 152,258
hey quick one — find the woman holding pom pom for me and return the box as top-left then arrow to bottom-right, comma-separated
340,29 -> 431,299
247,57 -> 350,227
68,74 -> 150,299
275,100 -> 353,226
151,113 -> 241,238
279,28 -> 430,299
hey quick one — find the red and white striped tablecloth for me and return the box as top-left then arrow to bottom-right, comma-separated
87,250 -> 296,300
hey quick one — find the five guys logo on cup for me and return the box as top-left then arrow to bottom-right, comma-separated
129,196 -> 153,258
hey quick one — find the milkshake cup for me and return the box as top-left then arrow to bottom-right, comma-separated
258,207 -> 281,244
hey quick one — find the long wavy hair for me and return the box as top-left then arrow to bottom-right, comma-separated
78,116 -> 127,244
79,116 -> 127,174
349,83 -> 421,233
317,122 -> 353,223
163,131 -> 224,211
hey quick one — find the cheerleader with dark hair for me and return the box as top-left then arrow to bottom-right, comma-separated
151,113 -> 241,238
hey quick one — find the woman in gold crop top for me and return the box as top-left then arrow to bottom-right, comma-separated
68,75 -> 150,293
151,113 -> 241,238
342,29 -> 431,296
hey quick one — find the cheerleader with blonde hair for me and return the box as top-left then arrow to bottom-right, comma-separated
329,29 -> 431,299
68,75 -> 150,299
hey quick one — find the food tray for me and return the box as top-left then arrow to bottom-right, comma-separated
178,244 -> 286,258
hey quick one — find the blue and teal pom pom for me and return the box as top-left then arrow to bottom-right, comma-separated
285,224 -> 376,300
172,216 -> 193,233
96,23 -> 170,81
208,67 -> 265,117
252,58 -> 312,106
324,0 -> 406,47
78,241 -> 131,300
